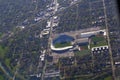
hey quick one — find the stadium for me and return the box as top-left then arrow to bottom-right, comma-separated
51,34 -> 74,52
51,28 -> 107,53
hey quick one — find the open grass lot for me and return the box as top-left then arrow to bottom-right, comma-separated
90,36 -> 108,48
90,41 -> 108,48
5,58 -> 11,69
75,50 -> 90,56
0,45 -> 11,70
0,68 -> 5,80
54,42 -> 72,48
0,45 -> 8,59
0,33 -> 2,38
0,75 -> 4,80
104,76 -> 112,80
91,36 -> 105,42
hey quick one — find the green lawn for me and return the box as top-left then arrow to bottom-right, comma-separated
104,76 -> 112,80
5,58 -> 11,69
90,41 -> 108,48
0,33 -> 3,38
0,75 -> 4,80
91,36 -> 105,42
90,36 -> 108,48
0,69 -> 5,80
75,50 -> 90,56
0,46 -> 8,59
54,42 -> 72,48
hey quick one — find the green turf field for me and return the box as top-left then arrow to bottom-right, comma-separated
54,42 -> 72,48
90,36 -> 108,48
91,36 -> 105,42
